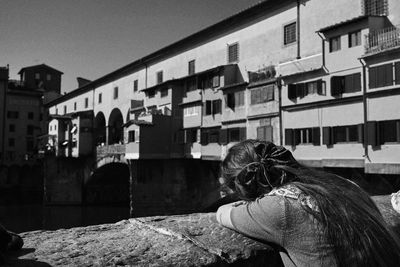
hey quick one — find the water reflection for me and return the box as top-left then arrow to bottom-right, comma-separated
0,204 -> 130,233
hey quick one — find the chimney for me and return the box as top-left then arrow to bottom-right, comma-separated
77,77 -> 91,88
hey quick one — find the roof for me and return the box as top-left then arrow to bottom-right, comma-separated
317,15 -> 377,33
18,64 -> 64,75
122,119 -> 153,127
46,0 -> 296,106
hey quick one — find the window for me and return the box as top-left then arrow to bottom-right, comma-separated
7,111 -> 19,119
55,108 -> 58,115
396,62 -> 400,85
323,124 -> 363,145
184,128 -> 198,143
160,89 -> 168,97
133,80 -> 138,92
28,112 -> 34,120
380,120 -> 400,143
329,36 -> 341,52
212,99 -> 222,115
156,71 -> 163,84
8,138 -> 15,147
27,125 -> 34,135
285,127 -> 321,146
226,91 -> 244,109
212,74 -> 220,88
188,60 -> 195,75
209,129 -> 220,143
148,90 -> 155,98
227,43 -> 239,63
251,85 -> 275,105
348,31 -> 361,47
257,125 -> 273,142
284,22 -> 297,45
331,73 -> 361,95
128,130 -> 135,143
46,74 -> 51,81
35,73 -> 40,79
74,102 -> 77,111
113,86 -> 119,99
98,93 -> 102,103
64,105 -> 67,114
369,63 -> 393,89
363,0 -> 388,16
229,128 -> 240,142
183,105 -> 199,117
9,124 -> 15,132
185,78 -> 197,92
85,97 -> 89,108
288,80 -> 325,99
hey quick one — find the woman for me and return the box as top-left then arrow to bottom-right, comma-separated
216,140 -> 400,266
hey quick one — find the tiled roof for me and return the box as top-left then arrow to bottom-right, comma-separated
317,15 -> 371,33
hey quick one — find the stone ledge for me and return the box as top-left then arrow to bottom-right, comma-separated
2,195 -> 400,266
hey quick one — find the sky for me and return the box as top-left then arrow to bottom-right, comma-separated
0,0 -> 262,93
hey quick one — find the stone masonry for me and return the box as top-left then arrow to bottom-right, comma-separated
3,195 -> 400,266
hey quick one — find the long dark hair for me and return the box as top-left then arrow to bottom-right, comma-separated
221,139 -> 400,267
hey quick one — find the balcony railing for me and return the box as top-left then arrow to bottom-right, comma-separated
365,26 -> 400,55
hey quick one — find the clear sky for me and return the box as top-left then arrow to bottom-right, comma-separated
0,0 -> 262,93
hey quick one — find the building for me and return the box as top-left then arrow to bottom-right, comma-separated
45,0 -> 400,213
0,64 -> 62,193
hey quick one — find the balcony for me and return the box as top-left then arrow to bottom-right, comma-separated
364,26 -> 400,56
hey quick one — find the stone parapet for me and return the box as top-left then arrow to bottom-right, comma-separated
3,195 -> 400,266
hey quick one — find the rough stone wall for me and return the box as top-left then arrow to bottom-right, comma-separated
2,195 -> 399,266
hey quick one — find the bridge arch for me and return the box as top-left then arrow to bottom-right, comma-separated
108,108 -> 124,145
94,112 -> 107,145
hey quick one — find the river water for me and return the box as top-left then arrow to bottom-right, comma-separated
0,204 -> 130,233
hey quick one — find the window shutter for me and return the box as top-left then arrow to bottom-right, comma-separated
217,99 -> 222,114
285,129 -> 293,145
312,127 -> 321,146
357,123 -> 364,143
395,62 -> 400,85
220,129 -> 228,145
212,75 -> 220,87
353,73 -> 361,92
377,65 -> 385,87
265,125 -> 273,142
369,67 -> 377,89
385,63 -> 393,86
297,83 -> 306,98
267,85 -> 274,101
331,76 -> 343,96
239,127 -> 247,141
323,127 -> 332,145
378,121 -> 385,145
316,79 -> 323,95
344,74 -> 354,93
288,84 -> 297,99
257,127 -> 265,141
367,121 -> 378,146
200,130 -> 209,145
206,100 -> 212,115
227,93 -> 235,109
294,129 -> 301,145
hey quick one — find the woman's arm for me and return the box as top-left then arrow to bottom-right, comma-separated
216,196 -> 285,245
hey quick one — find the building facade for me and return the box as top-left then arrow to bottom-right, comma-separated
45,0 -> 400,212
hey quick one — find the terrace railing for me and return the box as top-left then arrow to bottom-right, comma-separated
365,26 -> 400,55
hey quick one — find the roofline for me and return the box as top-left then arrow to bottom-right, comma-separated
46,0 -> 295,107
18,64 -> 64,75
317,15 -> 384,33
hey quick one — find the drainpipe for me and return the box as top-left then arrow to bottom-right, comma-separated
358,58 -> 369,161
296,0 -> 301,59
316,32 -> 327,71
277,76 -> 283,146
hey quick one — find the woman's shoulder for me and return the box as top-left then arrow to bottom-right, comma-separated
267,184 -> 320,213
